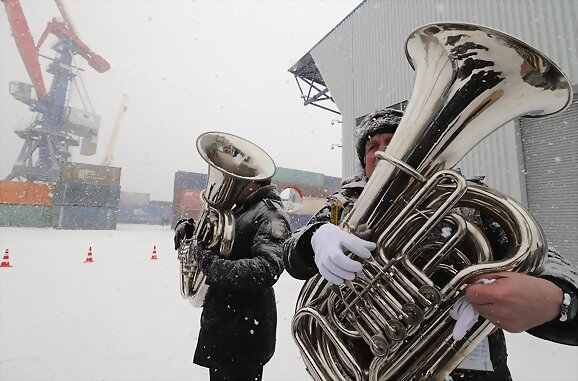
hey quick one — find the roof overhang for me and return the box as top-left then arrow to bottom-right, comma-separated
288,52 -> 339,115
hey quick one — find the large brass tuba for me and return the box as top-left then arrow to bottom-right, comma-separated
292,23 -> 573,381
177,131 -> 276,306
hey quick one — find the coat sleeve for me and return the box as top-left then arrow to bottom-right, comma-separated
477,208 -> 578,344
526,246 -> 578,345
196,206 -> 290,290
282,199 -> 334,280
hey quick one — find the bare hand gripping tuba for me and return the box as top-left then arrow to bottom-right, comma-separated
177,132 -> 275,307
292,23 -> 573,381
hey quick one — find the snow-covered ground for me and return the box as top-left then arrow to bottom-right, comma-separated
1,224 -> 577,381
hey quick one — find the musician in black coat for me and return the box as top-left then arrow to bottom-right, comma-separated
175,180 -> 291,381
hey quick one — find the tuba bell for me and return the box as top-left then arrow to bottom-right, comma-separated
177,131 -> 276,306
292,22 -> 573,381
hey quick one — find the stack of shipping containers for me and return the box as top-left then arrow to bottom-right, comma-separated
172,171 -> 208,227
52,163 -> 121,230
172,168 -> 341,230
0,181 -> 54,227
146,200 -> 172,226
118,191 -> 172,226
118,191 -> 150,224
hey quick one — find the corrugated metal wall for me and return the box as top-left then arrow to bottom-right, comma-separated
310,0 -> 578,188
519,91 -> 578,267
456,122 -> 526,203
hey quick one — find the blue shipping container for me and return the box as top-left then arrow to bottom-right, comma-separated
174,171 -> 208,191
118,204 -> 172,225
52,206 -> 117,230
54,181 -> 121,208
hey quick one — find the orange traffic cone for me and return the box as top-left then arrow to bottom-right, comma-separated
1,249 -> 12,268
150,245 -> 158,260
84,247 -> 94,263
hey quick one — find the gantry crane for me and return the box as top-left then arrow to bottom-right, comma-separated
2,0 -> 110,182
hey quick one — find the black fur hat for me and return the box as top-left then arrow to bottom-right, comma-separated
355,108 -> 404,167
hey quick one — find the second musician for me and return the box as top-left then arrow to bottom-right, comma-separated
283,108 -> 578,381
176,177 -> 291,381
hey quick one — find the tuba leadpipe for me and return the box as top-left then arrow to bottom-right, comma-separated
292,22 -> 573,381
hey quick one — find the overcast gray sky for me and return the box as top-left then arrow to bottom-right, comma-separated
0,0 -> 360,200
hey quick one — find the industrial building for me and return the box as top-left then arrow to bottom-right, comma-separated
289,0 -> 577,266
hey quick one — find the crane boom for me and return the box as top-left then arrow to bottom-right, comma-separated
3,0 -> 110,101
101,94 -> 129,167
2,0 -> 47,98
36,19 -> 110,73
54,0 -> 76,35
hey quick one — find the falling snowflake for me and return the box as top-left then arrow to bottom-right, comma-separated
441,226 -> 452,238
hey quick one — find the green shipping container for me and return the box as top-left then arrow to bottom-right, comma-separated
0,204 -> 52,227
273,167 -> 325,188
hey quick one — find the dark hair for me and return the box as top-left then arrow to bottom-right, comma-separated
355,108 -> 404,167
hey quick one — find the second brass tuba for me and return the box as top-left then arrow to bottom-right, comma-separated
177,131 -> 276,306
292,23 -> 573,381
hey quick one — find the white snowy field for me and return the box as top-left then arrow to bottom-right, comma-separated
1,224 -> 577,381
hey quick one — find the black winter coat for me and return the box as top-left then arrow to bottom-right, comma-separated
283,177 -> 578,381
193,184 -> 291,369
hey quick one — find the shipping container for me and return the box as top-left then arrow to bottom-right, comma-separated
119,191 -> 150,206
53,181 -> 121,208
118,204 -> 172,225
52,206 -> 117,230
324,175 -> 342,190
149,200 -> 172,208
0,181 -> 54,206
273,167 -> 325,188
172,187 -> 204,228
176,189 -> 203,210
118,205 -> 146,223
144,205 -> 172,225
174,171 -> 208,191
60,162 -> 121,186
0,204 -> 52,227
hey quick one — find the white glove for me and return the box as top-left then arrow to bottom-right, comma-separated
311,223 -> 376,285
450,278 -> 496,341
450,296 -> 479,341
